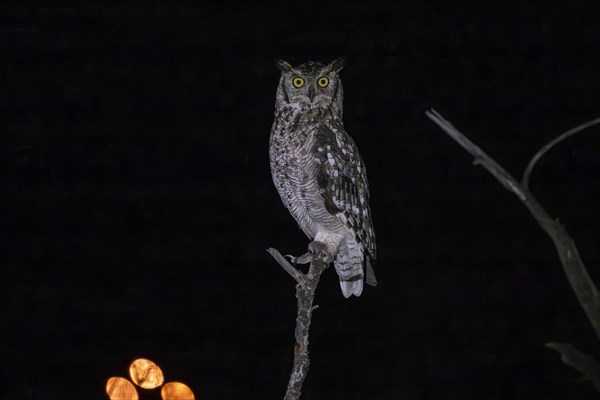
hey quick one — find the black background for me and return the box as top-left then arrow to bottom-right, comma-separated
3,2 -> 600,399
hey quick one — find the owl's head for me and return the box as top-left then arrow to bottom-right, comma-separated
274,58 -> 346,115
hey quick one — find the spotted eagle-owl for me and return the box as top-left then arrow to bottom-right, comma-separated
269,58 -> 377,298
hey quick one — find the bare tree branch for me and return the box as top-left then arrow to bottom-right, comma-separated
267,248 -> 306,285
425,109 -> 600,342
546,343 -> 600,391
522,117 -> 600,190
268,241 -> 331,400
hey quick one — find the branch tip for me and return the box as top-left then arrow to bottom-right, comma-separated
522,117 -> 600,190
267,247 -> 305,284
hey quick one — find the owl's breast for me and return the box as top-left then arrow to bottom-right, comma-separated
271,128 -> 317,197
270,127 -> 318,224
270,122 -> 345,239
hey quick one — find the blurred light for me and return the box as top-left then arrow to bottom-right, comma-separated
129,358 -> 165,389
106,377 -> 139,400
161,382 -> 195,400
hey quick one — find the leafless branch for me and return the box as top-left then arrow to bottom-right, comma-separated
268,242 -> 331,400
426,109 -> 600,390
267,248 -> 306,284
546,343 -> 600,391
426,109 -> 600,341
522,117 -> 600,190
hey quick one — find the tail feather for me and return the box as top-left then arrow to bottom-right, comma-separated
334,237 -> 368,298
352,278 -> 364,297
365,257 -> 377,286
339,280 -> 354,298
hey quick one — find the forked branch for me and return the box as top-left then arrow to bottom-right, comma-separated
425,109 -> 600,340
267,242 -> 331,400
426,109 -> 600,389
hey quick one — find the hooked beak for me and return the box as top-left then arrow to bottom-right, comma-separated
307,86 -> 315,101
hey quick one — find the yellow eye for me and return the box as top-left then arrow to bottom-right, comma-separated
292,77 -> 305,88
317,77 -> 329,88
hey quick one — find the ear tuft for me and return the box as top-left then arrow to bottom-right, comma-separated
330,57 -> 347,73
276,59 -> 293,72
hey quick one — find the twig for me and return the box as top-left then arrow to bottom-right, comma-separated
267,248 -> 306,284
522,117 -> 600,190
268,242 -> 331,400
425,109 -> 600,342
546,343 -> 600,391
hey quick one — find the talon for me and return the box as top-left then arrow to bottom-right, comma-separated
284,254 -> 297,264
295,253 -> 313,265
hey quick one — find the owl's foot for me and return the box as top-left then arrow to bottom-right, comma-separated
283,241 -> 333,267
267,244 -> 330,286
308,241 -> 334,264
284,253 -> 312,266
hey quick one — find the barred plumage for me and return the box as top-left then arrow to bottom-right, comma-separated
269,58 -> 377,298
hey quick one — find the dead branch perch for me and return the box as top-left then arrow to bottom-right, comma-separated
267,242 -> 331,400
425,109 -> 600,341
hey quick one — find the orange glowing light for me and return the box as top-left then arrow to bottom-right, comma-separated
106,377 -> 139,400
161,381 -> 195,400
129,358 -> 165,389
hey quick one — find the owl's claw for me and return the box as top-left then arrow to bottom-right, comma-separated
286,253 -> 312,265
283,241 -> 333,267
308,241 -> 334,264
284,254 -> 297,265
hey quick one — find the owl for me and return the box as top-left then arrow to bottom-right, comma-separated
269,58 -> 377,298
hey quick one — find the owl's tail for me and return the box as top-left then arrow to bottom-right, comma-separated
335,238 -> 372,298
340,280 -> 362,298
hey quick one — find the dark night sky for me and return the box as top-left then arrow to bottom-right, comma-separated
3,2 -> 600,399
